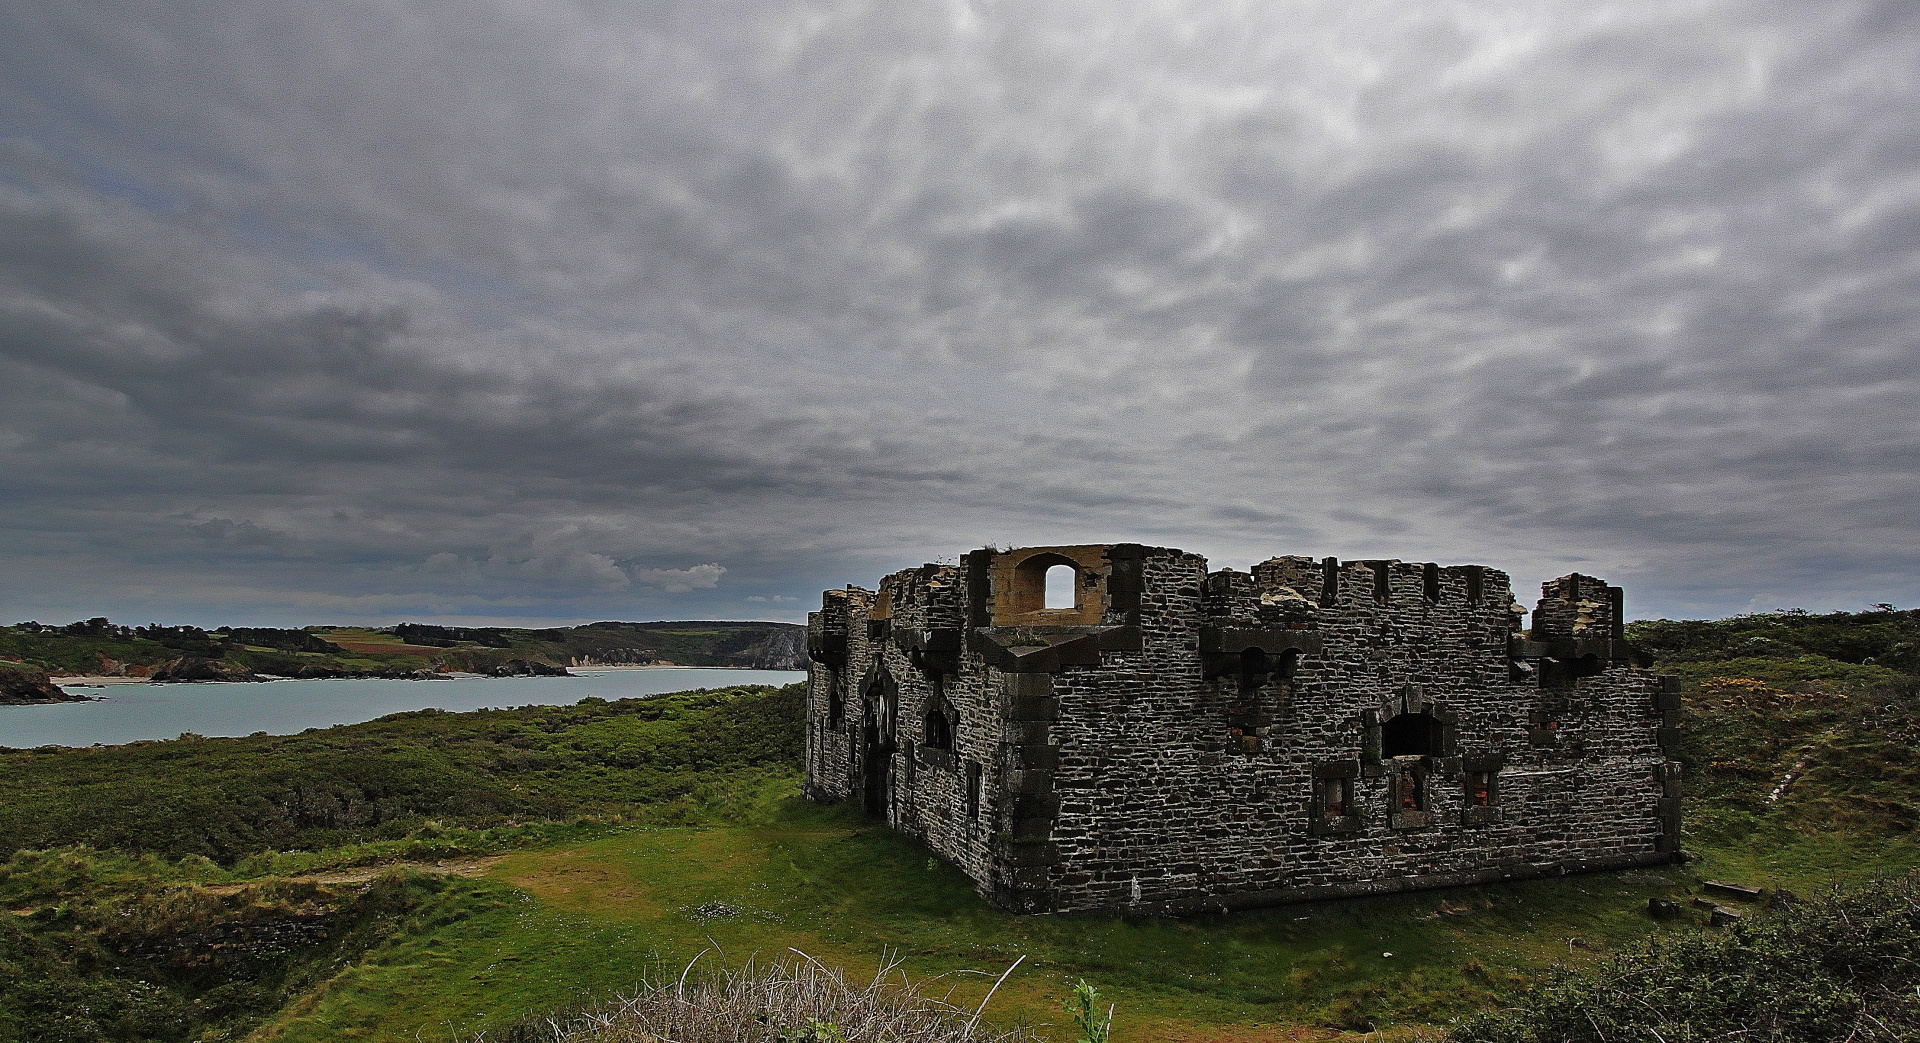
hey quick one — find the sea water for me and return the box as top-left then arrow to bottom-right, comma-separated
0,668 -> 805,749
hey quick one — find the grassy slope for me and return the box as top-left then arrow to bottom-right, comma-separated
0,685 -> 804,862
258,787 -> 1696,1042
8,607 -> 1920,1042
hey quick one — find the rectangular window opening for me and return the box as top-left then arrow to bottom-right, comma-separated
1396,769 -> 1424,813
1467,771 -> 1494,807
1319,777 -> 1350,818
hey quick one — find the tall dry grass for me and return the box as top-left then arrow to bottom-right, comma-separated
476,951 -> 1043,1043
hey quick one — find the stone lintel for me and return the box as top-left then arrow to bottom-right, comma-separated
1198,627 -> 1324,655
970,626 -> 1142,673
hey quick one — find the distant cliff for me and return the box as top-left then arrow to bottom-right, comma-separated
556,621 -> 808,670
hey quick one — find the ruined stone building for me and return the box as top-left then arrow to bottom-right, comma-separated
804,544 -> 1682,915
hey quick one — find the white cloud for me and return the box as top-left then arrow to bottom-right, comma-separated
635,563 -> 727,594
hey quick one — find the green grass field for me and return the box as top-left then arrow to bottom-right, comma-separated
249,784 -> 1710,1042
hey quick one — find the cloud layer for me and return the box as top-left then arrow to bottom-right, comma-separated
2,0 -> 1916,625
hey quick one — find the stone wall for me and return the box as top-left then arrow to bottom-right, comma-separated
804,544 -> 1680,915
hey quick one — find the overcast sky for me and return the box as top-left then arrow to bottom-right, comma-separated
2,0 -> 1916,628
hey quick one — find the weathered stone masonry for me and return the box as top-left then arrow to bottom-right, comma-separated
804,544 -> 1682,915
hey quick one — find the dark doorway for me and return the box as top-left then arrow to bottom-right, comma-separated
1381,711 -> 1442,758
861,670 -> 898,817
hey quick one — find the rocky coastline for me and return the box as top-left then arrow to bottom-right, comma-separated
0,662 -> 92,704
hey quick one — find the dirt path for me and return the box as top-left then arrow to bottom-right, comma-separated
198,855 -> 508,893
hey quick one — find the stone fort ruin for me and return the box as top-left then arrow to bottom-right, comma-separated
803,544 -> 1682,915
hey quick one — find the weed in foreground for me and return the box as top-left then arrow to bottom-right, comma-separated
474,951 -> 1044,1043
1061,978 -> 1113,1043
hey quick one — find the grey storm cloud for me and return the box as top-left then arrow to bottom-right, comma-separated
1,0 -> 1916,626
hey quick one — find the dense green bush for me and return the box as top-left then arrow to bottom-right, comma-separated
1450,873 -> 1920,1042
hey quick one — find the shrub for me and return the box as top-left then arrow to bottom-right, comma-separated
1449,873 -> 1920,1042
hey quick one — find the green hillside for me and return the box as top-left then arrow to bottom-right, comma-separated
1,607 -> 1916,1041
0,617 -> 806,680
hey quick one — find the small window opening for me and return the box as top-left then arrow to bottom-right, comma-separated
1396,768 -> 1424,812
1328,779 -> 1359,822
1369,561 -> 1391,604
923,686 -> 954,751
1464,565 -> 1484,603
925,708 -> 953,750
1320,557 -> 1339,606
1318,777 -> 1351,818
966,761 -> 982,819
1381,711 -> 1441,758
1540,654 -> 1603,688
1043,564 -> 1077,609
827,669 -> 845,729
1237,647 -> 1270,697
1423,563 -> 1440,604
1467,770 -> 1495,807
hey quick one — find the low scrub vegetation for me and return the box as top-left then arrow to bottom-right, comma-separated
1450,872 -> 1920,1042
1626,605 -> 1920,672
0,865 -> 484,1043
0,684 -> 803,861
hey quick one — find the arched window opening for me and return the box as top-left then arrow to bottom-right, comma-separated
1381,711 -> 1442,758
1044,564 -> 1077,610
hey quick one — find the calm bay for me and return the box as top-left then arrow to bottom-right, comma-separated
0,668 -> 805,748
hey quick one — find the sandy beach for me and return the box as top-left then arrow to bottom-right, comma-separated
51,675 -> 154,687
